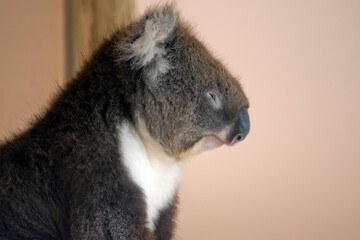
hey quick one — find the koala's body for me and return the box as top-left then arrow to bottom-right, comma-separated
0,5 -> 250,240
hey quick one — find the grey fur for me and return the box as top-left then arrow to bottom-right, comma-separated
0,4 -> 249,239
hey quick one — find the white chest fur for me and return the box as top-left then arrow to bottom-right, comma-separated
118,121 -> 182,231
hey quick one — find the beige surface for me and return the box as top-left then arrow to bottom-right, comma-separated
0,0 -> 360,239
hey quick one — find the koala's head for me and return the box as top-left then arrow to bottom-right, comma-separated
118,5 -> 250,159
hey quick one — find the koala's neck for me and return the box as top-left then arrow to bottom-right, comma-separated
118,119 -> 182,231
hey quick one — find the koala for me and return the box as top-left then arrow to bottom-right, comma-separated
0,4 -> 250,240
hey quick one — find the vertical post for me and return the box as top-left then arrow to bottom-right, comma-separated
65,0 -> 136,81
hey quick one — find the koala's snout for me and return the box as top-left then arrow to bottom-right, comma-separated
229,108 -> 250,145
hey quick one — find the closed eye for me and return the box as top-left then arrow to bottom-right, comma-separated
205,91 -> 221,109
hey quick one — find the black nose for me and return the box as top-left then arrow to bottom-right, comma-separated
230,108 -> 250,145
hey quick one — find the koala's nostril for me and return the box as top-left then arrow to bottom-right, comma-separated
237,134 -> 242,141
232,134 -> 243,144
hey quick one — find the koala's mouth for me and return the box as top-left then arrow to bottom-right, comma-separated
201,123 -> 246,152
179,125 -> 243,159
202,135 -> 225,151
201,126 -> 233,151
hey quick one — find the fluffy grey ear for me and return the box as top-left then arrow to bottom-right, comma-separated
124,4 -> 178,80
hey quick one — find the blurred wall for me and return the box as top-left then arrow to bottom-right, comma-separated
137,0 -> 360,239
0,1 -> 360,240
0,0 -> 64,139
65,0 -> 135,80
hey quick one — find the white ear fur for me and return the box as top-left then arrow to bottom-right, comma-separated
124,5 -> 177,80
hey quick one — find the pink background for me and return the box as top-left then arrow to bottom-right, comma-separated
1,0 -> 360,239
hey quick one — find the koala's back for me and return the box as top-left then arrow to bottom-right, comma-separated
0,80 -> 152,239
0,100 -> 151,239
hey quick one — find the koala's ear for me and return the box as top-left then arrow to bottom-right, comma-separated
123,4 -> 178,81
